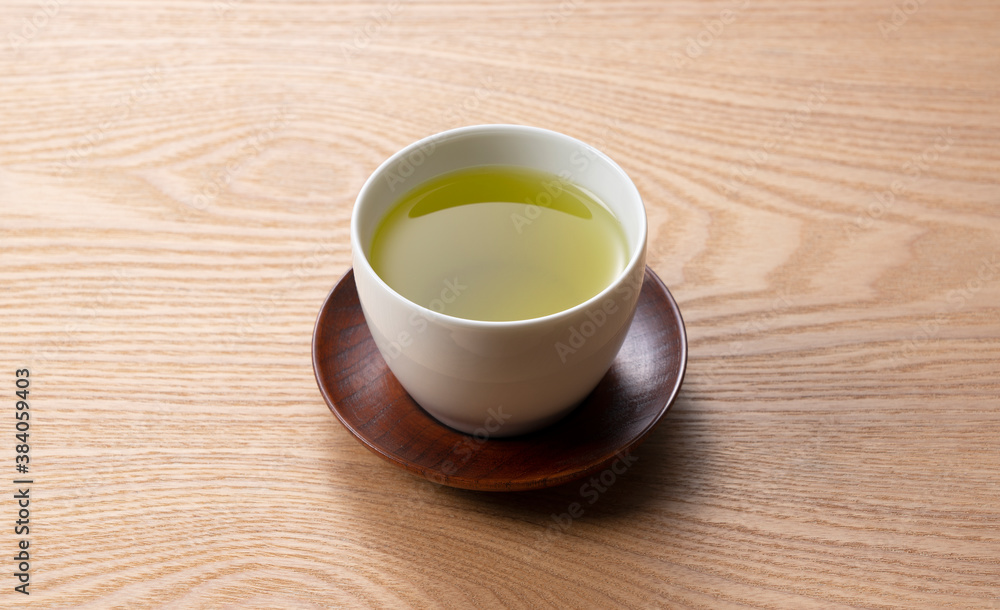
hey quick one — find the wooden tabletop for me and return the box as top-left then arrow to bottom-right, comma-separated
3,1 -> 999,607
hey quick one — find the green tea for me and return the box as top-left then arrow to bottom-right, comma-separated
369,165 -> 628,322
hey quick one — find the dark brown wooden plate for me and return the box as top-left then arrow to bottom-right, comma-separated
312,266 -> 687,492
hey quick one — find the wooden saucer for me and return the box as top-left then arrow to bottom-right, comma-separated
312,266 -> 687,492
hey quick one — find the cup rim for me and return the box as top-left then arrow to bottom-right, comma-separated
351,123 -> 648,329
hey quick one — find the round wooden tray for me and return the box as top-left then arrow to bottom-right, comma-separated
312,266 -> 686,491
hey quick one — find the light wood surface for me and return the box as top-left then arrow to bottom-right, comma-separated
2,0 -> 999,607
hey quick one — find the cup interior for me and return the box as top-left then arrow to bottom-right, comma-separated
352,124 -> 646,323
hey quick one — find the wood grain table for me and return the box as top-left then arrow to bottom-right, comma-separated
2,0 -> 999,607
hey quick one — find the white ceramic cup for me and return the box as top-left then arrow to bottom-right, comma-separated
351,125 -> 647,436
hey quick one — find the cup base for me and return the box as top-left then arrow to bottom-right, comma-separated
417,397 -> 586,438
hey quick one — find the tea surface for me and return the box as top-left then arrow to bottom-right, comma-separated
370,165 -> 628,321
